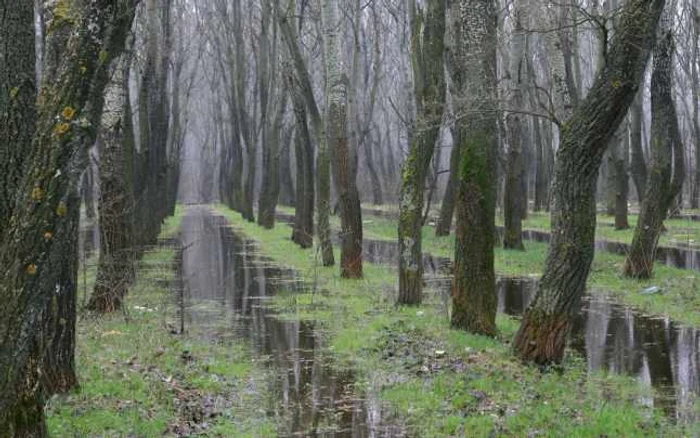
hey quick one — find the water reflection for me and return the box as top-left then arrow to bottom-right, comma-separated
497,278 -> 699,423
361,238 -> 699,423
180,208 -> 403,437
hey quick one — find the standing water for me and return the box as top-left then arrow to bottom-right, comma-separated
361,239 -> 700,424
179,207 -> 404,437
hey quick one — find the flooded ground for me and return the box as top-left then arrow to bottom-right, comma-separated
358,208 -> 700,272
360,238 -> 700,424
182,208 -> 698,431
179,208 -> 405,437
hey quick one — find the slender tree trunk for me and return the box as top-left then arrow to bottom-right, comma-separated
624,25 -> 684,279
435,128 -> 460,236
397,0 -> 446,304
278,1 -> 334,265
279,127 -> 296,207
503,1 -> 528,251
450,0 -> 498,335
289,72 -> 315,248
364,134 -> 384,205
629,91 -> 647,203
615,123 -> 631,229
513,0 -> 664,365
325,0 -> 363,278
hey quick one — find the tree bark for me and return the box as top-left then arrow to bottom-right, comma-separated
326,0 -> 364,278
278,0 -> 334,265
624,25 -> 684,279
629,91 -> 647,203
0,0 -> 137,431
435,128 -> 460,236
289,71 -> 315,249
89,55 -> 135,313
397,0 -> 446,304
450,0 -> 498,336
513,0 -> 664,365
503,1 -> 528,251
0,0 -> 36,243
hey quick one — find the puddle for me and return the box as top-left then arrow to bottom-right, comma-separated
179,208 -> 404,437
359,238 -> 699,423
357,208 -> 700,272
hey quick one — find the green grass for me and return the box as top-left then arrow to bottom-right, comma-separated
215,204 -> 697,437
346,209 -> 700,326
47,211 -> 277,437
507,210 -> 700,249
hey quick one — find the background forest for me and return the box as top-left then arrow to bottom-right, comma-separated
0,0 -> 699,436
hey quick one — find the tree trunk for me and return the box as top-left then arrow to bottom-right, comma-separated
503,1 -> 528,251
289,71 -> 315,249
89,55 -> 135,313
278,1 -> 334,265
0,0 -> 36,242
691,6 -> 700,209
325,0 -> 363,278
629,91 -> 647,203
435,128 -> 460,236
0,0 -> 136,431
397,0 -> 446,305
450,0 -> 498,336
513,0 -> 664,365
624,26 -> 684,279
364,133 -> 384,205
279,127 -> 296,207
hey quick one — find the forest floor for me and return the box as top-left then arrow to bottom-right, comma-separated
211,205 -> 694,436
46,208 -> 278,436
44,204 -> 698,436
277,205 -> 700,327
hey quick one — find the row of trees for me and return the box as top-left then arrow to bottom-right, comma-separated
0,0 -> 692,432
0,0 -> 194,433
195,0 -> 682,361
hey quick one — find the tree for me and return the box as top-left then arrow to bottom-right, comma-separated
623,13 -> 684,279
503,0 -> 529,251
88,53 -> 136,313
326,0 -> 364,278
450,0 -> 499,335
278,0 -> 335,266
514,0 -> 665,365
0,0 -> 137,432
397,0 -> 446,305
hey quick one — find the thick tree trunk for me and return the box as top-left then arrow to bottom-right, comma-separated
624,28 -> 684,279
397,0 -> 446,305
435,128 -> 460,236
89,55 -> 135,313
691,6 -> 700,209
41,195 -> 79,395
0,0 -> 136,431
513,0 -> 664,365
450,0 -> 498,335
0,0 -> 36,242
